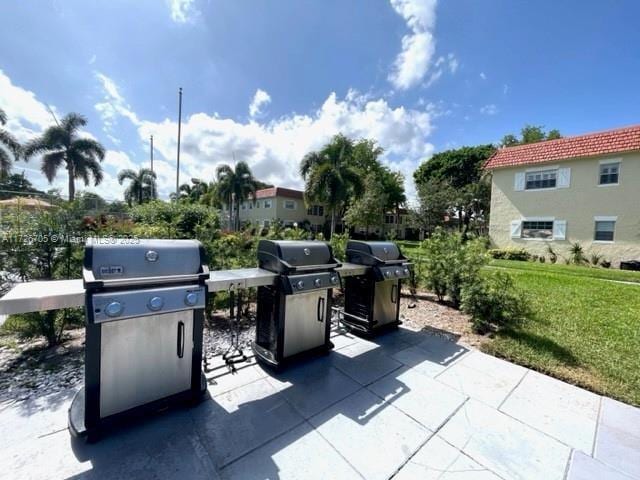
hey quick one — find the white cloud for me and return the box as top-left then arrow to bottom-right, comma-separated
249,89 -> 271,119
137,89 -> 434,201
423,52 -> 457,88
503,84 -> 509,95
94,72 -> 140,137
168,0 -> 198,23
388,0 -> 438,90
446,53 -> 459,74
479,104 -> 498,115
480,72 -> 487,80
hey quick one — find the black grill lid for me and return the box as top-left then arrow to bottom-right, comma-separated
346,240 -> 406,266
257,240 -> 339,273
84,238 -> 205,281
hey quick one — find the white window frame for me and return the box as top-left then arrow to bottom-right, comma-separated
524,168 -> 558,191
598,159 -> 621,187
520,217 -> 555,241
593,216 -> 617,243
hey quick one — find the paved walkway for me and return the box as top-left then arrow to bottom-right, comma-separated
1,325 -> 638,480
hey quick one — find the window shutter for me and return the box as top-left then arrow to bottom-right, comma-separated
553,220 -> 567,240
510,220 -> 522,238
514,172 -> 525,191
557,167 -> 571,188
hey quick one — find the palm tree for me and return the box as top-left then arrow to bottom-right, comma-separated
178,178 -> 210,203
24,113 -> 104,201
300,134 -> 363,238
118,168 -> 157,206
216,161 -> 257,230
0,107 -> 21,178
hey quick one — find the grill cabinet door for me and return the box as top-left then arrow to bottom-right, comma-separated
283,290 -> 328,358
373,280 -> 398,327
99,310 -> 193,418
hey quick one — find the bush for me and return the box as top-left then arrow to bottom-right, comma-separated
329,233 -> 349,262
1,308 -> 84,347
569,242 -> 586,265
488,248 -> 530,261
547,244 -> 558,264
601,260 -> 612,268
461,271 -> 531,334
539,256 -> 546,263
589,252 -> 603,266
421,229 -> 488,307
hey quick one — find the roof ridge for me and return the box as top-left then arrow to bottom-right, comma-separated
498,123 -> 640,152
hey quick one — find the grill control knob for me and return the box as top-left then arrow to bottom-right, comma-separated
385,270 -> 391,278
148,296 -> 164,311
296,280 -> 305,290
314,278 -> 322,287
105,301 -> 123,317
330,275 -> 338,285
184,292 -> 199,306
395,269 -> 401,277
403,268 -> 410,276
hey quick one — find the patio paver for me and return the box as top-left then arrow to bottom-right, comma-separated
436,350 -> 527,407
438,398 -> 572,480
1,326 -> 639,480
500,370 -> 600,452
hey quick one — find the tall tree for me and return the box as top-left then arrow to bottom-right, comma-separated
414,145 -> 496,235
178,178 -> 212,203
0,107 -> 21,178
300,134 -> 363,237
381,169 -> 406,236
24,113 -> 105,201
0,172 -> 43,199
343,173 -> 387,239
216,161 -> 257,230
118,168 -> 157,206
501,124 -> 562,147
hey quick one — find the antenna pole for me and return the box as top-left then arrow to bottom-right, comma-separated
175,87 -> 183,199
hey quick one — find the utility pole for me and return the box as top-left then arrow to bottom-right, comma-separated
175,87 -> 183,199
150,135 -> 154,199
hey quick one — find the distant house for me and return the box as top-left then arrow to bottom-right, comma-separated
223,186 -> 414,238
485,124 -> 640,265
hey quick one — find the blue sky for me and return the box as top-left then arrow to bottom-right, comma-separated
1,0 -> 639,202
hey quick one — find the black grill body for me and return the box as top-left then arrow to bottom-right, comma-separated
343,240 -> 410,335
253,240 -> 340,368
70,239 -> 209,441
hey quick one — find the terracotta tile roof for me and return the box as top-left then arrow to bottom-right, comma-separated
485,124 -> 640,170
254,187 -> 304,200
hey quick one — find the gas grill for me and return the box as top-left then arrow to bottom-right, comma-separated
252,240 -> 341,367
69,239 -> 209,440
342,240 -> 411,335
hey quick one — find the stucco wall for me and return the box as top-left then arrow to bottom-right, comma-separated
234,196 -> 326,228
489,151 -> 640,264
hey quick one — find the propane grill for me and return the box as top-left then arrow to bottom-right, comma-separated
342,240 -> 410,335
253,240 -> 340,367
69,239 -> 209,440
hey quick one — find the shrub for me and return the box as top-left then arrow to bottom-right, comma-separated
488,248 -> 530,261
601,260 -> 612,268
569,242 -> 587,265
539,256 -> 546,263
421,229 -> 488,307
589,252 -> 603,266
461,271 -> 531,334
547,244 -> 558,264
329,233 -> 349,262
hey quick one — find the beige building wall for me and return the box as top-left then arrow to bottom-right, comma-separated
226,195 -> 326,230
489,151 -> 640,265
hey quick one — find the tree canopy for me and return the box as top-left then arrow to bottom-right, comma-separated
501,125 -> 562,147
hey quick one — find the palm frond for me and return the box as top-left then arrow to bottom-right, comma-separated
117,169 -> 137,183
61,113 -> 87,134
0,147 -> 11,178
71,137 -> 105,160
0,129 -> 21,156
41,151 -> 66,183
0,107 -> 6,125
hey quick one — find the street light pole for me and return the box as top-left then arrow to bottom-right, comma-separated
175,87 -> 183,200
150,134 -> 154,199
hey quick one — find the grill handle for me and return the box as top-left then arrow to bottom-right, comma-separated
391,284 -> 398,304
177,321 -> 185,358
317,297 -> 325,322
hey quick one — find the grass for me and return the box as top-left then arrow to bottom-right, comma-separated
396,240 -> 640,405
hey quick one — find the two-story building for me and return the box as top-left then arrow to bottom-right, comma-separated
223,187 -> 327,232
223,185 -> 415,238
486,124 -> 640,265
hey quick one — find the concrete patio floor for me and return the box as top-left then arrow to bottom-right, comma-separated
1,325 -> 638,480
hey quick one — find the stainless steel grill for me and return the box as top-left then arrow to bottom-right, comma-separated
342,240 -> 410,335
253,240 -> 340,367
69,238 -> 209,440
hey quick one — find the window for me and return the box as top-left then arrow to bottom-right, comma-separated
599,163 -> 619,185
384,215 -> 395,224
241,202 -> 246,210
256,201 -> 260,208
284,200 -> 296,210
263,220 -> 270,228
522,220 -> 553,239
307,205 -> 324,216
594,220 -> 615,241
263,200 -> 272,208
526,170 -> 557,190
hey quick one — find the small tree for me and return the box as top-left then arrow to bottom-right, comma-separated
343,173 -> 387,238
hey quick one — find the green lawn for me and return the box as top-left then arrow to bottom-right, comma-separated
396,242 -> 640,405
